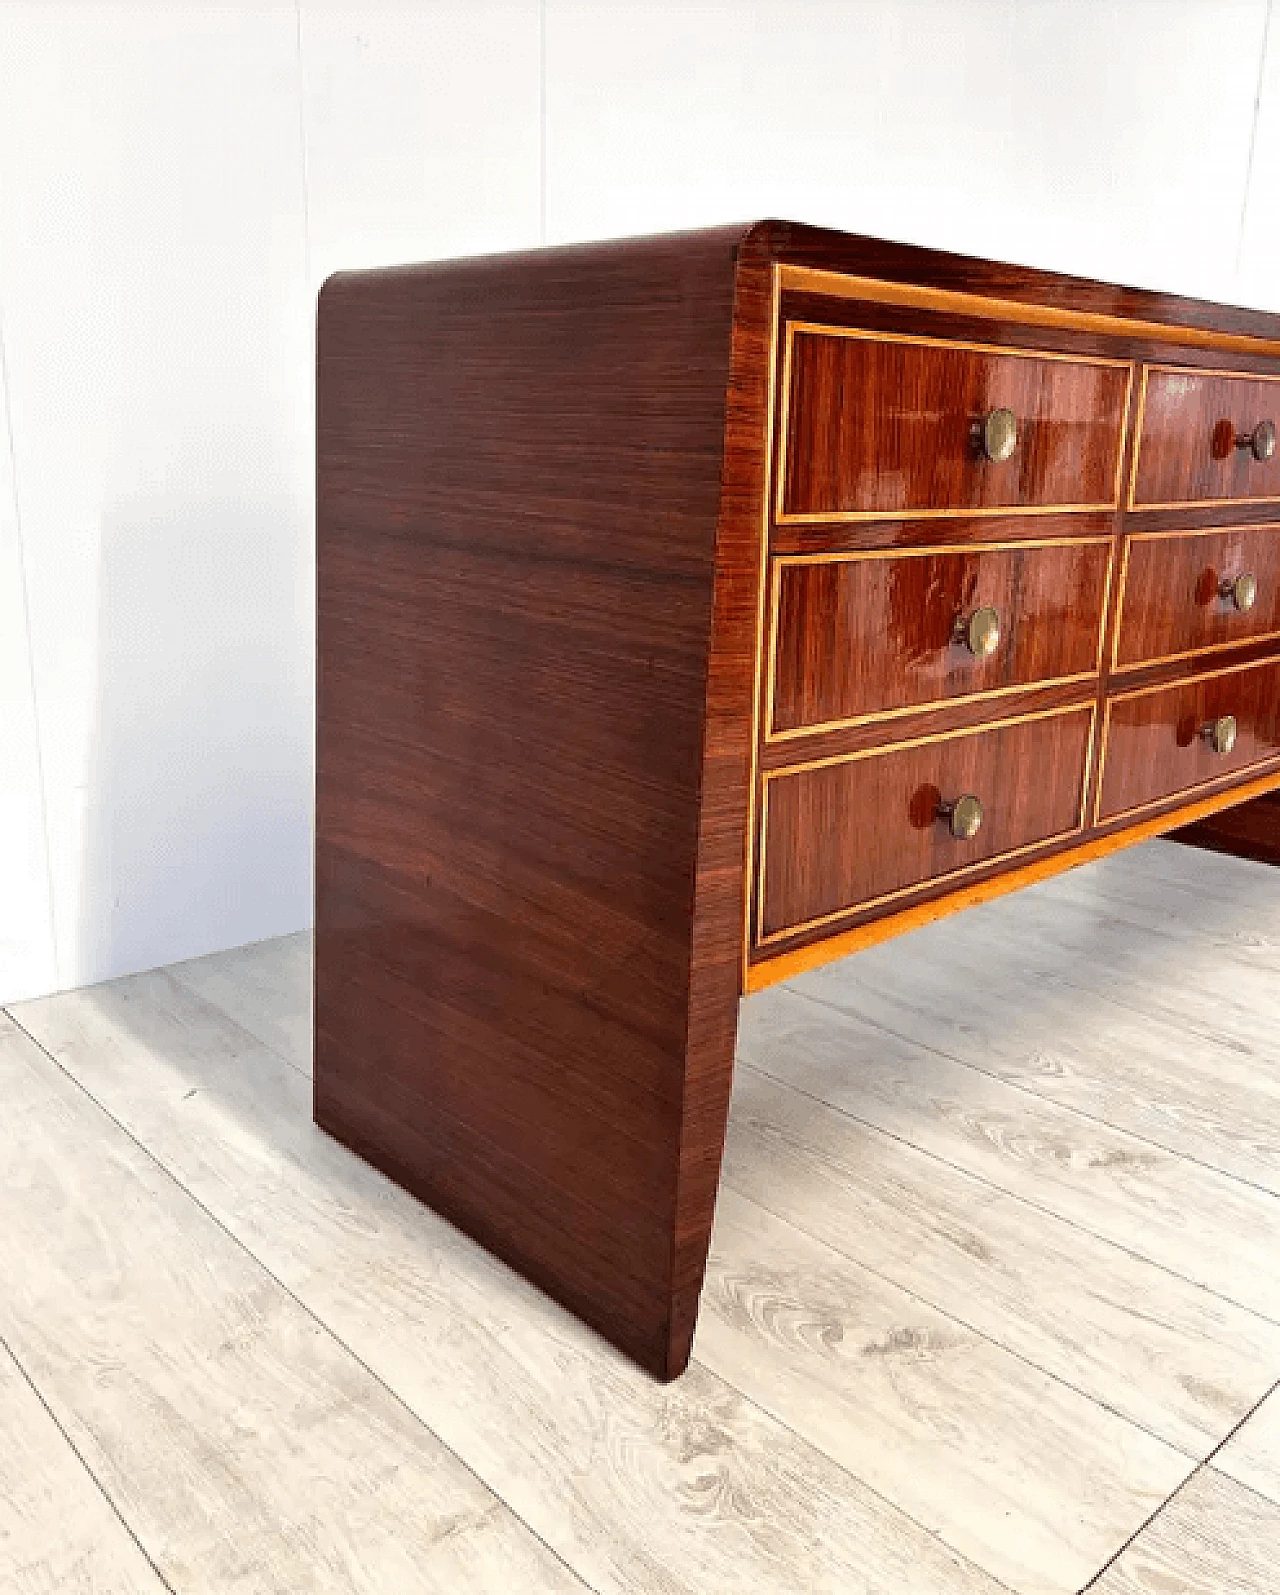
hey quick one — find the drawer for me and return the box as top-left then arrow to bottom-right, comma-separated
778,323 -> 1132,523
1098,657 -> 1280,823
1130,365 -> 1280,508
1114,525 -> 1280,669
758,704 -> 1094,942
769,537 -> 1112,738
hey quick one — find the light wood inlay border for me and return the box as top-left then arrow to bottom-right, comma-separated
755,701 -> 1097,948
776,321 -> 1133,526
1093,652 -> 1280,827
745,764 -> 1280,994
1127,363 -> 1280,511
779,263 -> 1280,360
741,262 -> 782,988
764,536 -> 1114,742
1110,522 -> 1280,673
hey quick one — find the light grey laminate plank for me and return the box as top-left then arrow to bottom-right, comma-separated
783,919 -> 1280,1197
1040,847 -> 1280,977
0,1020 -> 586,1595
167,930 -> 312,1074
721,1064 -> 1280,1459
699,1188 -> 1187,1595
740,986 -> 1280,1322
10,973 -> 1007,1595
1089,1466 -> 1280,1594
0,1340 -> 168,1595
1215,1383 -> 1280,1508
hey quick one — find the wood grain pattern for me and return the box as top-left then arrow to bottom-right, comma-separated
779,323 -> 1131,520
1115,525 -> 1280,670
0,1338 -> 168,1595
722,1064 -> 1280,1457
1131,365 -> 1280,507
769,539 -> 1111,736
171,931 -> 313,1073
1215,1386 -> 1280,1508
745,768 -> 1280,993
736,988 -> 1280,1324
12,970 -> 1008,1595
700,1189 -> 1187,1595
1099,658 -> 1280,822
760,706 -> 1093,940
0,1020 -> 582,1595
1173,791 -> 1280,866
1090,1467 -> 1280,1594
316,225 -> 767,1381
318,217 -> 1280,1376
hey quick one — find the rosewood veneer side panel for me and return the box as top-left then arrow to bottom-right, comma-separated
1172,791 -> 1280,865
315,228 -> 753,1379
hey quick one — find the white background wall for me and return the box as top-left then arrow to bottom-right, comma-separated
0,0 -> 1276,1003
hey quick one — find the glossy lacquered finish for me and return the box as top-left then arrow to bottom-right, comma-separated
779,324 -> 1131,521
1098,658 -> 1280,823
760,706 -> 1094,940
1131,365 -> 1280,508
769,538 -> 1112,736
318,218 -> 1280,1382
1114,525 -> 1280,670
316,225 -> 769,1383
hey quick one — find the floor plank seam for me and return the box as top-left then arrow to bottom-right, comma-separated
737,1056 -> 1280,1332
690,1353 -> 1026,1595
0,1327 -> 179,1595
1080,1373 -> 1280,1592
789,982 -> 1280,1208
3,1011 -> 599,1595
717,1169 -> 1218,1469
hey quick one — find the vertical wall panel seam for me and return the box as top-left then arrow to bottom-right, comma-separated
0,307 -> 61,993
1237,0 -> 1274,275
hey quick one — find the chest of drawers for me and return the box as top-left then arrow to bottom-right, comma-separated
316,220 -> 1280,1380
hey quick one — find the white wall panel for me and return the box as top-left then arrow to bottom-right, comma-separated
0,333 -> 56,1003
0,5 -> 313,990
298,0 -> 542,287
0,0 -> 1277,1002
544,0 -> 1269,304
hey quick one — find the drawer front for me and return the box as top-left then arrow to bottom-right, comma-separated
778,323 -> 1132,523
769,538 -> 1112,738
1115,525 -> 1280,669
1098,657 -> 1280,823
759,705 -> 1094,942
1131,365 -> 1280,508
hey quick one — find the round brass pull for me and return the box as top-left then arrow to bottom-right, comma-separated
1236,420 -> 1277,462
1219,572 -> 1258,612
1201,715 -> 1238,756
953,605 -> 1002,658
980,407 -> 1019,463
938,793 -> 984,840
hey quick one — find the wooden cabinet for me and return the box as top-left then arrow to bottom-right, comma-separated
316,220 -> 1280,1384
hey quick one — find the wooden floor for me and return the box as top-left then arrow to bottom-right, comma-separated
4,841 -> 1280,1594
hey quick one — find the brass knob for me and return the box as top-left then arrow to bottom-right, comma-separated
1236,420 -> 1277,462
980,407 -> 1018,463
1219,572 -> 1258,612
937,793 -> 984,840
1201,715 -> 1238,756
953,605 -> 1002,658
